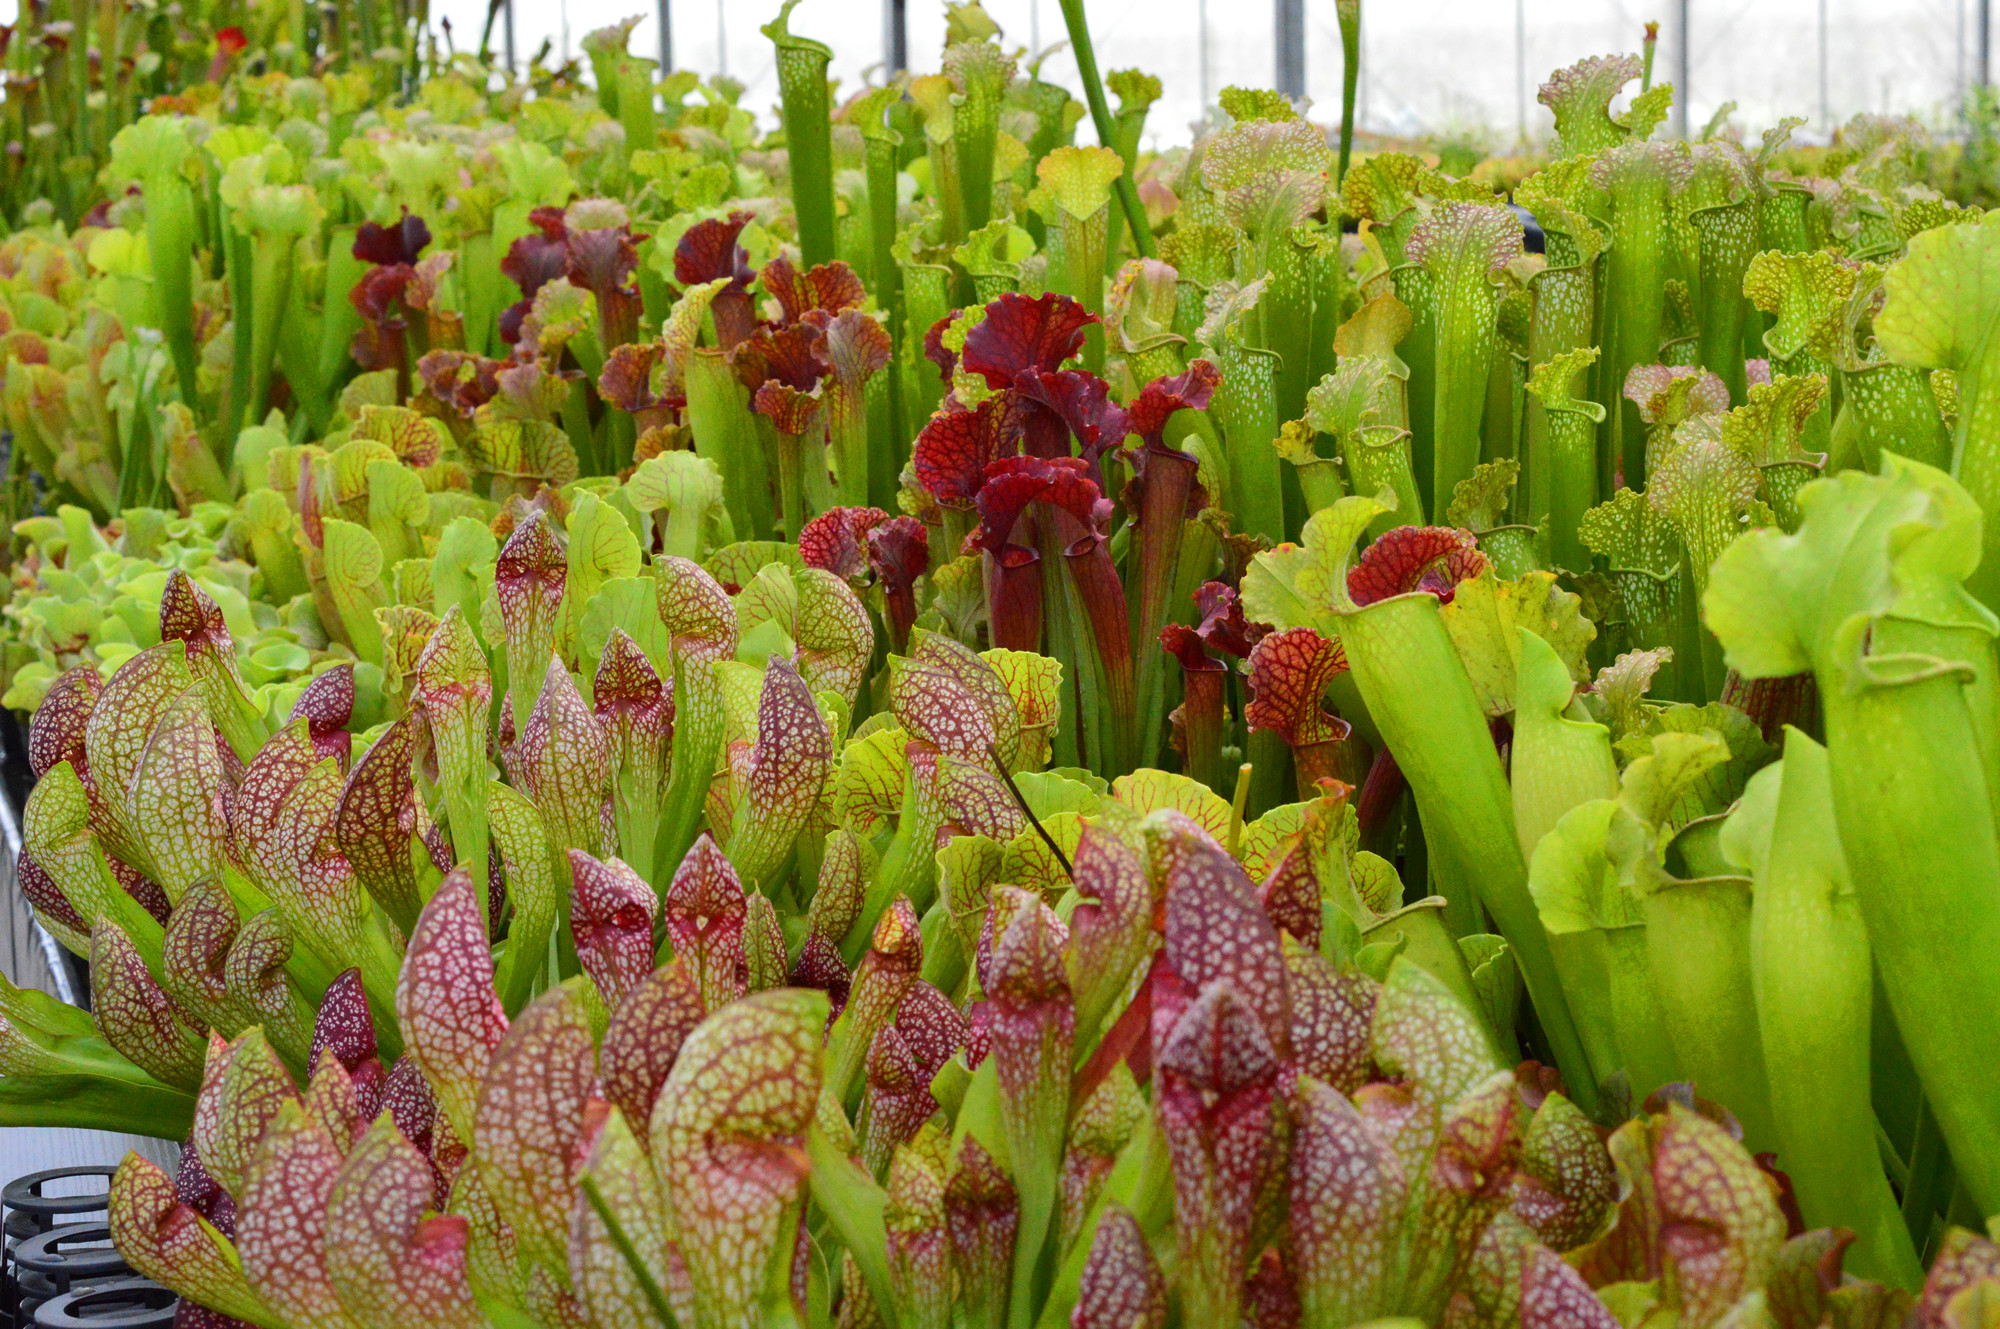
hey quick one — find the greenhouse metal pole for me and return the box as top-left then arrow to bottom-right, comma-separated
1276,0 -> 1305,100
1515,0 -> 1526,141
1675,0 -> 1690,136
1984,0 -> 1992,87
1816,0 -> 1826,126
1198,0 -> 1210,110
504,0 -> 516,70
659,0 -> 671,71
887,0 -> 908,72
1959,0 -> 1968,117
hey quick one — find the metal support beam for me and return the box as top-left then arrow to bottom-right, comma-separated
1276,0 -> 1305,101
1817,0 -> 1828,128
658,0 -> 671,71
1983,0 -> 1992,87
886,0 -> 909,73
1515,0 -> 1526,142
1958,0 -> 1968,119
1675,0 -> 1691,138
1198,0 -> 1210,110
503,0 -> 516,71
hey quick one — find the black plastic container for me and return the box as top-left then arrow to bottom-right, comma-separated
30,1279 -> 175,1328
0,1169 -> 171,1328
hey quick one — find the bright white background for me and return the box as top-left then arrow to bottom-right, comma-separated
434,0 -> 1982,146
0,0 -> 1981,145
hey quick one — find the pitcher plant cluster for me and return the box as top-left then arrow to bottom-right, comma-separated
3,2 -> 2000,1326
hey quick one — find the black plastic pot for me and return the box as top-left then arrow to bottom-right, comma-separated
14,1226 -> 127,1319
1,1168 -> 172,1328
29,1279 -> 175,1327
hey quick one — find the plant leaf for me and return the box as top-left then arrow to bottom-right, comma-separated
663,834 -> 750,1013
474,978 -> 603,1279
396,868 -> 510,1143
108,1151 -> 275,1325
599,960 -> 705,1142
1436,569 -> 1596,717
650,988 -> 830,1328
726,655 -> 833,890
334,715 -> 425,932
235,1101 -> 364,1329
325,1115 -> 485,1329
192,1027 -> 297,1195
568,850 -> 660,1011
514,656 -> 612,854
92,920 -> 206,1091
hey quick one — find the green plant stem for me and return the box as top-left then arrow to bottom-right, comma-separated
1347,425 -> 1425,527
1212,342 -> 1286,544
688,352 -> 774,540
1039,519 -> 1092,768
1335,0 -> 1361,181
1054,0 -> 1153,259
804,1126 -> 902,1329
245,232 -> 295,429
580,1176 -> 681,1328
1524,252 -> 1600,528
1427,262 -> 1500,511
1245,726 -> 1292,821
1747,732 -> 1924,1289
768,6 -> 837,269
1690,199 -> 1755,406
651,650 -> 727,893
826,378 -> 872,508
1644,875 -> 1781,1153
317,226 -> 366,404
146,166 -> 200,422
1065,541 -> 1137,777
614,59 -> 657,154
1261,239 -> 1316,429
1603,162 -> 1673,488
1829,644 -> 2000,1218
1130,448 -> 1200,773
1901,1098 -> 1951,1252
225,225 -> 254,453
899,261 -> 952,431
1337,592 -> 1599,1113
1835,363 -> 1952,476
1510,629 -> 1618,862
1546,400 -> 1605,572
1056,207 -> 1111,373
